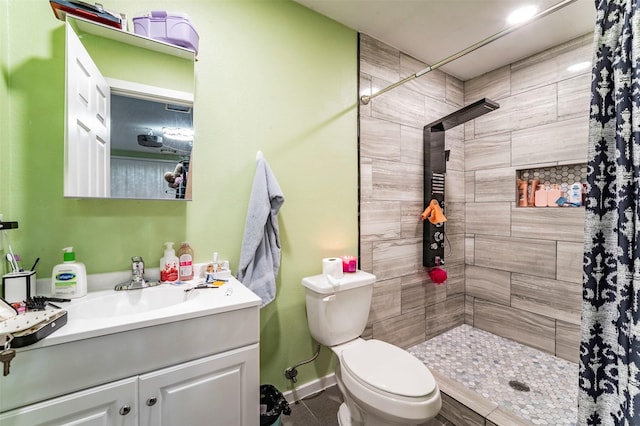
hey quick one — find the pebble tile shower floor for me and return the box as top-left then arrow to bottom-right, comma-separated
408,324 -> 578,426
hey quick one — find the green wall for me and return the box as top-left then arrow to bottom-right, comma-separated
2,0 -> 358,391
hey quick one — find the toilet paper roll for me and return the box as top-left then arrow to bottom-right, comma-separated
322,258 -> 344,280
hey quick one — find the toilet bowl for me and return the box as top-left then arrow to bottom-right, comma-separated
301,270 -> 442,425
332,338 -> 441,426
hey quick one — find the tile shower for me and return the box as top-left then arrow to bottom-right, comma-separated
358,31 -> 591,424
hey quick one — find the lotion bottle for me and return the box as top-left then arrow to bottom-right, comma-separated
547,184 -> 562,207
534,184 -> 548,207
178,242 -> 194,281
51,247 -> 87,298
160,242 -> 179,283
517,180 -> 528,207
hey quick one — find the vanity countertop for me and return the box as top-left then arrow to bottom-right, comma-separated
23,277 -> 261,350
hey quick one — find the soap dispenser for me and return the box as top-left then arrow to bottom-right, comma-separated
51,247 -> 87,298
160,242 -> 179,283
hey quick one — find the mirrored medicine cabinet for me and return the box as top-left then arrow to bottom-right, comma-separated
64,16 -> 196,200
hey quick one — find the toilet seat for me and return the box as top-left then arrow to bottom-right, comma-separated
340,339 -> 436,398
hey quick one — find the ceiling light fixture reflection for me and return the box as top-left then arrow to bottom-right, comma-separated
567,61 -> 591,72
162,127 -> 194,142
507,5 -> 538,24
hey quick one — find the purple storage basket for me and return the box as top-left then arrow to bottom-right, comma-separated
133,11 -> 199,54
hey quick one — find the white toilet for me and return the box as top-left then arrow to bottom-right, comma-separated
302,270 -> 441,426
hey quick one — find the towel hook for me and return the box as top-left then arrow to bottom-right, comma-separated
256,150 -> 263,161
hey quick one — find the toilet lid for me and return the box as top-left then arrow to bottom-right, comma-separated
340,339 -> 436,398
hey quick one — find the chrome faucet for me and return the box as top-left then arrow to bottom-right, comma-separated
115,256 -> 153,291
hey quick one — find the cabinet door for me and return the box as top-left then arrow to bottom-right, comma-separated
65,22 -> 111,198
0,377 -> 137,426
139,343 -> 259,426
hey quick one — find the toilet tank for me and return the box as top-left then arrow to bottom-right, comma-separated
301,270 -> 376,346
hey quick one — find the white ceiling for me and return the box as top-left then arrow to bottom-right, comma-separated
293,0 -> 596,81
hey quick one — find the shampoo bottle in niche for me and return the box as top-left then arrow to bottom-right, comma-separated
51,247 -> 87,298
160,242 -> 179,283
547,184 -> 562,207
534,184 -> 548,207
178,242 -> 194,281
568,182 -> 583,206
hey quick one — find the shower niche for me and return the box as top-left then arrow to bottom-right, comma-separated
423,98 -> 499,268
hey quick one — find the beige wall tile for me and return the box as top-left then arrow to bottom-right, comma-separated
465,202 -> 511,236
444,202 -> 465,236
465,132 -> 511,171
360,201 -> 402,242
372,77 -> 426,128
360,157 -> 373,199
445,263 -> 465,296
371,158 -> 422,202
465,235 -> 475,265
359,116 -> 401,161
445,233 -> 466,267
474,300 -> 556,354
359,34 -> 399,83
445,132 -> 465,172
464,65 -> 511,104
401,272 -> 447,312
446,74 -> 464,107
557,241 -> 583,284
400,125 -> 423,166
401,201 -> 425,239
445,169 -> 466,203
511,273 -> 582,324
474,85 -> 557,137
426,294 -> 464,339
400,53 -> 446,100
475,236 -> 557,278
372,307 -> 425,349
556,321 -> 580,364
511,34 -> 593,95
369,277 -> 402,322
360,241 -> 373,273
511,117 -> 588,166
474,167 -> 516,202
558,73 -> 591,120
511,205 -> 586,243
465,171 -> 475,203
372,238 -> 421,280
465,265 -> 511,306
464,295 -> 474,325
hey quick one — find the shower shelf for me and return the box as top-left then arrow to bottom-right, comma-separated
516,163 -> 586,208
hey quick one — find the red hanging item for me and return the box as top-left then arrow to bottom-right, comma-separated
429,267 -> 447,284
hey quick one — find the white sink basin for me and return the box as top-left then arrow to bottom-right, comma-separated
35,279 -> 261,348
64,285 -> 193,319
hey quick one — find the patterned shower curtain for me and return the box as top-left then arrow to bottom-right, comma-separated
579,0 -> 640,424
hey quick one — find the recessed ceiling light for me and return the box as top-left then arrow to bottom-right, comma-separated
507,5 -> 538,24
567,61 -> 591,72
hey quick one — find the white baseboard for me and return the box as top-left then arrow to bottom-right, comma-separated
282,373 -> 337,403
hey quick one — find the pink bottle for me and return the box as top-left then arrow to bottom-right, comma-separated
547,184 -> 561,207
534,184 -> 548,207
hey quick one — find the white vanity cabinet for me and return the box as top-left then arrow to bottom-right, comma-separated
0,377 -> 138,426
0,280 -> 262,426
0,343 -> 258,426
138,344 -> 259,426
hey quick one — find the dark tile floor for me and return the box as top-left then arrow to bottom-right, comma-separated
280,385 -> 451,425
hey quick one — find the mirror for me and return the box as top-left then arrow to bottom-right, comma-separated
64,16 -> 195,200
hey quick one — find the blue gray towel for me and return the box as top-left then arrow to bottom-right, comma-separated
237,157 -> 284,307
